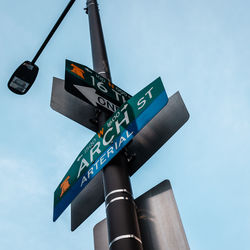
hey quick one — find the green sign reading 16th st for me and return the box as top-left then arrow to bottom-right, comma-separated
65,59 -> 132,112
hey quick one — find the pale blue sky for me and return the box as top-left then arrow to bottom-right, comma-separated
1,0 -> 250,249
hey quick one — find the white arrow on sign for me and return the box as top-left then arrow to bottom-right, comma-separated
74,85 -> 119,113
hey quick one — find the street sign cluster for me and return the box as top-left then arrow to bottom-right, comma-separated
53,71 -> 168,221
51,59 -> 189,234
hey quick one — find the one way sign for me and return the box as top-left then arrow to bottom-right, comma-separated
65,59 -> 131,113
74,85 -> 119,112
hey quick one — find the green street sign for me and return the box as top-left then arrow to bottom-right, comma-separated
65,59 -> 132,112
53,77 -> 168,221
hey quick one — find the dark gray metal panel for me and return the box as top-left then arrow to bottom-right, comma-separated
71,92 -> 189,231
50,77 -> 98,132
94,180 -> 190,250
127,91 -> 189,176
93,219 -> 109,250
71,171 -> 104,231
136,180 -> 190,250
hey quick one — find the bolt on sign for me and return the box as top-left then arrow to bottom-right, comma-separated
65,59 -> 132,113
53,77 -> 168,221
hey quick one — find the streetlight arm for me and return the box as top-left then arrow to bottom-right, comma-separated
31,0 -> 76,64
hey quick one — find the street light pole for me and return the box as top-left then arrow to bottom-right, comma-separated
32,0 -> 76,64
86,1 -> 143,249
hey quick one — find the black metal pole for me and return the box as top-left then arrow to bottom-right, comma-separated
86,1 -> 143,249
31,0 -> 76,64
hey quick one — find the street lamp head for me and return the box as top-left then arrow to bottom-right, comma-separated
8,61 -> 39,95
7,0 -> 76,95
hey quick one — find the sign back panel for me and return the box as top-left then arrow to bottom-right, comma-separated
50,77 -> 98,132
94,180 -> 190,250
